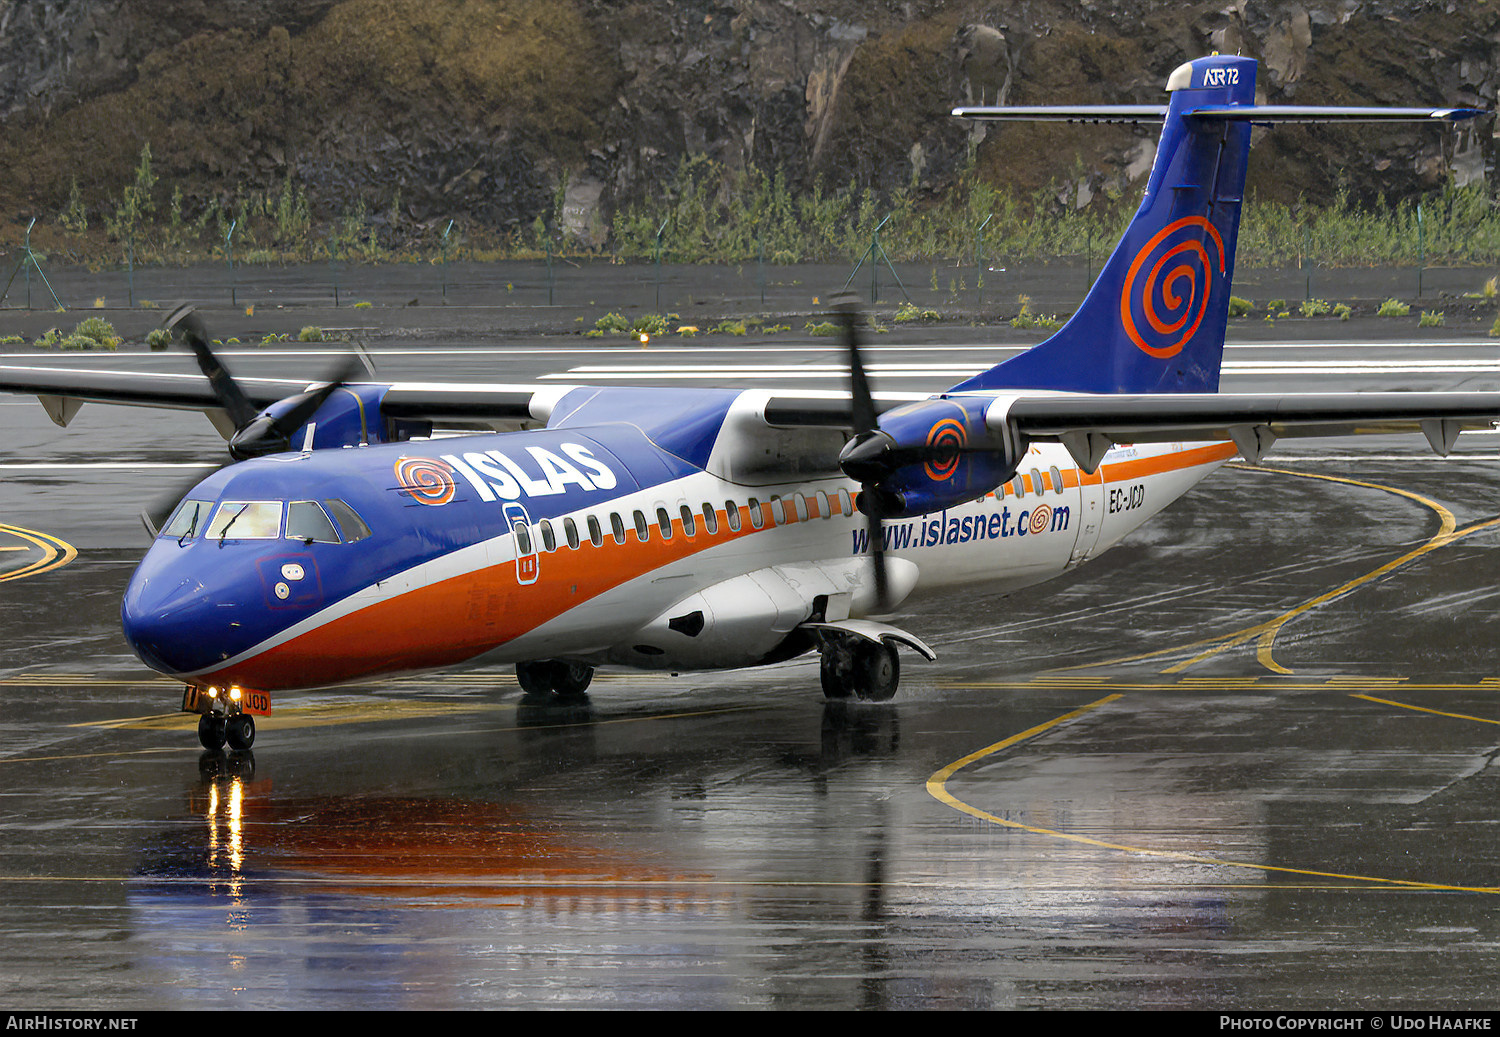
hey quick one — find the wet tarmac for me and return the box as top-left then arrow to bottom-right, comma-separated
2,268 -> 1500,1010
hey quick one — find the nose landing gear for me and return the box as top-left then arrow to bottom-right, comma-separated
184,684 -> 266,750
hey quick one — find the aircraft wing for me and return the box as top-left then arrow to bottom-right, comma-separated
0,363 -> 560,433
1000,391 -> 1500,468
761,389 -> 1500,469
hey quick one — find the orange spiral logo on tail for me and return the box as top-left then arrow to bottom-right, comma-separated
1120,216 -> 1226,359
394,457 -> 456,506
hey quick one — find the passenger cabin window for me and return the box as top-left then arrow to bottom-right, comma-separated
588,515 -> 604,547
839,489 -> 854,516
656,507 -> 672,539
610,513 -> 626,545
161,499 -> 214,540
815,491 -> 830,519
1050,466 -> 1064,495
724,501 -> 741,532
680,505 -> 696,537
633,510 -> 649,542
286,501 -> 339,543
701,504 -> 717,535
748,498 -> 764,529
325,499 -> 372,543
563,517 -> 580,550
539,519 -> 556,552
206,501 -> 283,540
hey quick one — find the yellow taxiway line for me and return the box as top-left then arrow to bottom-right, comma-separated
0,522 -> 76,582
927,694 -> 1500,895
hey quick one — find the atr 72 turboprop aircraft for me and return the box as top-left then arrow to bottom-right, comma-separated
0,55 -> 1493,751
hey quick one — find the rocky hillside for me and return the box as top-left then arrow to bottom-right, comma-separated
0,0 -> 1492,253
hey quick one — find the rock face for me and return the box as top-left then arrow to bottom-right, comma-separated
0,0 -> 1492,247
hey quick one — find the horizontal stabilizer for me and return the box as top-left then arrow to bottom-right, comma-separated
954,104 -> 1484,124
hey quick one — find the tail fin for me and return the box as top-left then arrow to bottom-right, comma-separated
951,55 -> 1256,395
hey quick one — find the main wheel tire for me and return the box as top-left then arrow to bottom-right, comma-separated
820,650 -> 854,699
515,661 -> 554,696
225,713 -> 256,751
518,660 -> 594,700
550,661 -> 594,700
197,715 -> 228,751
852,641 -> 900,702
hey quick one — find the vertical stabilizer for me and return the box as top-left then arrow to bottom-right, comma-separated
951,55 -> 1256,395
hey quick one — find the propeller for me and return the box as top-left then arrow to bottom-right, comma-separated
831,294 -> 891,611
140,305 -> 372,537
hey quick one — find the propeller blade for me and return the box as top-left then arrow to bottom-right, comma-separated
228,352 -> 370,459
164,304 -> 258,430
138,465 -> 228,539
831,294 -> 890,611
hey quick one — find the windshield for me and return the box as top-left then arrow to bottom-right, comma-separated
204,501 -> 284,540
160,499 -> 214,540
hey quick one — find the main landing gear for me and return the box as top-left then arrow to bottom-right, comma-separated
515,660 -> 595,701
818,637 -> 900,702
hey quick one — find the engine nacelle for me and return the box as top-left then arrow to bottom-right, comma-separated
841,396 -> 1021,519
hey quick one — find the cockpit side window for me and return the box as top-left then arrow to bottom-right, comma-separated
324,499 -> 372,543
161,499 -> 214,539
205,501 -> 284,540
286,501 -> 340,544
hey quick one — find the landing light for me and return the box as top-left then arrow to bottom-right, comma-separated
229,687 -> 242,702
638,332 -> 650,346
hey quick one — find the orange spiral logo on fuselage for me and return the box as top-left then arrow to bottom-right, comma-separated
924,418 -> 967,481
1120,216 -> 1226,359
394,457 -> 456,506
1028,503 -> 1052,535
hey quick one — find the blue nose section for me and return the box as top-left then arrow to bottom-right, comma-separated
121,559 -> 215,676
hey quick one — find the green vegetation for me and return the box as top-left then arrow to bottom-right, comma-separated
298,326 -> 325,342
894,301 -> 940,322
1418,310 -> 1445,327
20,132 -> 1500,272
1298,299 -> 1331,317
1227,296 -> 1254,318
34,316 -> 121,350
1009,295 -> 1061,330
1377,298 -> 1411,317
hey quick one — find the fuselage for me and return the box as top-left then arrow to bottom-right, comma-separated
120,412 -> 1235,695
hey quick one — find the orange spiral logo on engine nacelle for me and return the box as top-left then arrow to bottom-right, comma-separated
924,417 -> 967,481
1120,216 -> 1226,359
394,457 -> 456,506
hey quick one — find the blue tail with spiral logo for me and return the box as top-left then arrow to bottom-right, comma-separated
950,55 -> 1256,395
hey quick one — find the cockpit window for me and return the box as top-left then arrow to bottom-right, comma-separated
286,501 -> 340,543
205,501 -> 284,540
324,499 -> 372,543
161,499 -> 214,539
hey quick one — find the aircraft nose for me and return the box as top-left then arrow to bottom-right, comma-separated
121,568 -> 213,676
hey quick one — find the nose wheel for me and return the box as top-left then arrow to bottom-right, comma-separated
196,713 -> 255,751
185,684 -> 264,750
